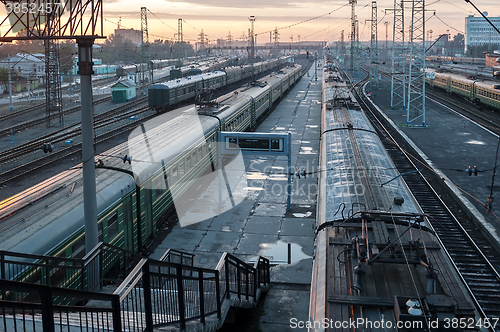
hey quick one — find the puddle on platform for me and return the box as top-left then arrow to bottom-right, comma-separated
466,140 -> 486,145
293,211 -> 313,218
257,240 -> 312,265
244,187 -> 265,191
247,172 -> 267,180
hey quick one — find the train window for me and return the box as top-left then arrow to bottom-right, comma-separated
172,166 -> 178,183
154,177 -> 164,199
192,150 -> 197,165
98,221 -> 103,242
179,161 -> 185,177
198,146 -> 203,159
107,212 -> 119,242
71,236 -> 86,259
186,155 -> 191,171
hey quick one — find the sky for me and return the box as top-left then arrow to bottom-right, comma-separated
1,0 -> 499,44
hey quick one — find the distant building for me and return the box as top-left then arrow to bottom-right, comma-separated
0,53 -> 45,78
114,28 -> 142,45
485,52 -> 500,67
465,15 -> 500,52
111,77 -> 136,103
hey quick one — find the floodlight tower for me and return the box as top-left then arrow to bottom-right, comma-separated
141,7 -> 151,87
406,0 -> 426,127
390,0 -> 405,110
341,30 -> 345,56
177,19 -> 183,43
45,35 -> 63,127
354,16 -> 359,77
249,16 -> 256,65
369,1 -> 379,88
349,0 -> 357,74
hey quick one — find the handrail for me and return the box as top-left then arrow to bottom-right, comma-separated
0,279 -> 122,332
159,248 -> 195,266
0,249 -> 271,331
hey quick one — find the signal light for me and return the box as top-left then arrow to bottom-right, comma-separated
295,168 -> 307,179
466,166 -> 478,176
121,154 -> 132,164
41,143 -> 54,153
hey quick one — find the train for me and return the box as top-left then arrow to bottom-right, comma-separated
0,62 -> 305,289
309,58 -> 478,330
426,69 -> 500,110
148,57 -> 290,111
116,55 -> 239,79
425,55 -> 484,65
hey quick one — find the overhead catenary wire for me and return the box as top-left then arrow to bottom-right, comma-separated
255,3 -> 350,37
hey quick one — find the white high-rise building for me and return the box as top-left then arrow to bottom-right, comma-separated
465,15 -> 500,52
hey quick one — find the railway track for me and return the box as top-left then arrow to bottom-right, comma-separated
379,68 -> 500,134
0,104 -> 152,188
0,96 -> 147,163
343,66 -> 500,329
1,96 -> 112,137
0,101 -> 45,122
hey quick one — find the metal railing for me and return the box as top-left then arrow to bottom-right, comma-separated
216,253 -> 270,302
159,248 -> 195,266
0,279 -> 121,332
114,258 -> 221,331
0,249 -> 270,331
0,242 -> 145,299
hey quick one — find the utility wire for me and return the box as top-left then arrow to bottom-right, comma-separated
147,9 -> 177,33
255,3 -> 350,37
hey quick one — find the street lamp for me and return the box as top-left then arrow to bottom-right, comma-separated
249,16 -> 256,65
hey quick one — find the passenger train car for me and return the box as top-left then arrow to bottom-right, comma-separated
309,59 -> 478,331
117,55 -> 238,80
148,57 -> 287,111
0,64 -> 305,288
425,55 -> 484,65
426,69 -> 500,111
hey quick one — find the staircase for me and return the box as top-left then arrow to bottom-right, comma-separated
0,243 -> 270,332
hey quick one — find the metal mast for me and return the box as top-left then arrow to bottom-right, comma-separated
177,19 -> 183,43
390,0 -> 405,110
355,16 -> 359,78
350,0 -> 357,74
1,0 -> 105,260
370,1 -> 379,88
45,38 -> 63,127
341,30 -> 345,56
273,28 -> 279,45
406,0 -> 426,127
141,7 -> 151,86
384,21 -> 389,50
198,29 -> 208,52
249,16 -> 256,65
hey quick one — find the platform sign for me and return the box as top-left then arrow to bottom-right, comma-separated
220,131 -> 290,157
219,131 -> 292,210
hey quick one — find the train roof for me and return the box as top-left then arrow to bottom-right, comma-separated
311,59 -> 478,329
0,168 -> 134,256
430,69 -> 500,88
321,107 -> 420,216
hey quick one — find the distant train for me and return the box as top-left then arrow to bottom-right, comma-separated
0,63 -> 305,289
148,57 -> 290,111
116,56 -> 238,80
426,55 -> 484,65
426,69 -> 500,110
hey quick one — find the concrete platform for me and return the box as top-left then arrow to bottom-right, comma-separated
151,62 -> 323,331
365,75 -> 500,248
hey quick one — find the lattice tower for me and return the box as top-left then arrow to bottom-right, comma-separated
391,0 -> 405,110
370,1 -> 379,88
